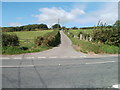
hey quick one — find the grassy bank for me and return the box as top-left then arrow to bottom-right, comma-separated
2,46 -> 51,55
65,31 -> 119,54
2,30 -> 60,55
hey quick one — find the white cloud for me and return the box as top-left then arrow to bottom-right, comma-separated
33,2 -> 117,27
33,7 -> 85,26
8,22 -> 22,27
76,2 -> 118,25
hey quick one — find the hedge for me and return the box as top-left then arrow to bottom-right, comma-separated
35,30 -> 61,47
2,33 -> 19,46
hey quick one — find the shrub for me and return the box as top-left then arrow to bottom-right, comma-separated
69,32 -> 74,37
66,32 -> 119,54
2,33 -> 19,46
48,31 -> 61,46
20,47 -> 28,50
92,22 -> 120,46
35,30 -> 61,47
35,36 -> 45,46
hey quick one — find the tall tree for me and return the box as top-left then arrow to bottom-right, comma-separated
38,24 -> 48,30
71,26 -> 78,29
52,24 -> 61,29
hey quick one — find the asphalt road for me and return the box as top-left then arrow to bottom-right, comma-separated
1,31 -> 119,88
2,56 -> 118,88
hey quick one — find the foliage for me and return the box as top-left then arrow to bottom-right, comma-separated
2,33 -> 19,46
65,20 -> 120,54
2,30 -> 54,54
80,27 -> 95,29
71,26 -> 78,29
92,21 -> 120,46
52,24 -> 61,29
114,20 -> 120,26
2,24 -> 48,32
61,26 -> 66,30
65,32 -> 120,54
35,30 -> 61,47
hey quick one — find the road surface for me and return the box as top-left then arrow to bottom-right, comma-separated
2,56 -> 118,88
1,31 -> 119,88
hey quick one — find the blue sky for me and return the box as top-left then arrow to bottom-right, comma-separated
2,2 -> 117,28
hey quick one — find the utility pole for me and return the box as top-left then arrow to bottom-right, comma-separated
58,18 -> 60,25
58,18 -> 60,30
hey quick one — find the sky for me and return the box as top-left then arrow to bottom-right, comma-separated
2,2 -> 118,28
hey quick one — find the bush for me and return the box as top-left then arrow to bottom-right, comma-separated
35,30 -> 61,47
92,22 -> 120,46
47,32 -> 60,46
69,32 -> 74,37
35,36 -> 45,46
2,33 -> 19,46
20,47 -> 28,50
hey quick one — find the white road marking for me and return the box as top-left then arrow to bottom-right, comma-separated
1,65 -> 34,68
112,84 -> 120,88
1,60 -> 117,68
1,57 -> 10,59
85,61 -> 117,65
26,57 -> 35,59
38,57 -> 46,59
49,56 -> 57,58
13,57 -> 22,59
80,56 -> 86,58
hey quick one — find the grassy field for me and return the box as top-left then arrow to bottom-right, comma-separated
6,30 -> 53,48
2,30 -> 53,54
68,29 -> 93,36
5,30 -> 53,39
65,29 -> 119,54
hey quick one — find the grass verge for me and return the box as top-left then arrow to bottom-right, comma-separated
2,45 -> 52,55
65,32 -> 120,54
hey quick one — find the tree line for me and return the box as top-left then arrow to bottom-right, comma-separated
2,24 -> 49,32
2,23 -> 64,32
2,20 -> 120,34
